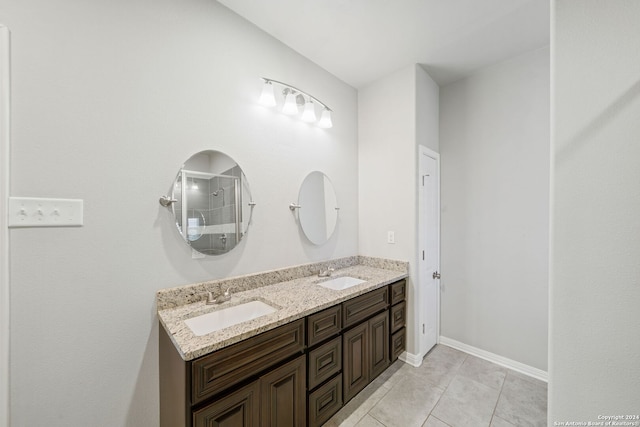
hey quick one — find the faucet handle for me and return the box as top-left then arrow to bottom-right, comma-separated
224,287 -> 232,296
206,292 -> 215,305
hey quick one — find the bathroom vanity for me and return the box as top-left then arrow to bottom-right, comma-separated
157,257 -> 407,427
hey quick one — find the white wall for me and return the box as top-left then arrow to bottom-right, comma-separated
358,64 -> 439,356
416,65 -> 440,153
550,0 -> 640,421
439,47 -> 550,371
1,0 -> 358,425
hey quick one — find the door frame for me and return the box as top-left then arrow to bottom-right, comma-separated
0,24 -> 10,427
418,145 -> 440,358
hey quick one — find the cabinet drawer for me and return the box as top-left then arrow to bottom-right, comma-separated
308,374 -> 342,427
308,336 -> 342,390
191,319 -> 305,405
343,287 -> 388,328
307,305 -> 342,347
390,301 -> 406,333
391,328 -> 406,361
390,279 -> 406,305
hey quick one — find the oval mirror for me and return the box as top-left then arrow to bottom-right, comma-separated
297,171 -> 338,245
166,150 -> 254,255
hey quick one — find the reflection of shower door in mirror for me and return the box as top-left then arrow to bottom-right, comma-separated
180,170 -> 241,255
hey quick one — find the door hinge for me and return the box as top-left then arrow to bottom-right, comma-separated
432,271 -> 441,280
422,324 -> 425,334
422,250 -> 425,260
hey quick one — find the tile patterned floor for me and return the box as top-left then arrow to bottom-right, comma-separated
324,344 -> 547,427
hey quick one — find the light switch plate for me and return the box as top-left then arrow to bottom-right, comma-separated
8,197 -> 83,227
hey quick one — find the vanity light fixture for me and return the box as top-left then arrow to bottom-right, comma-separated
282,89 -> 299,115
301,98 -> 317,123
318,108 -> 333,129
258,80 -> 277,107
259,77 -> 333,128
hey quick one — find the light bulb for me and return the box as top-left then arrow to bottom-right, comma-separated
301,99 -> 317,123
282,91 -> 299,115
318,109 -> 333,128
258,81 -> 276,107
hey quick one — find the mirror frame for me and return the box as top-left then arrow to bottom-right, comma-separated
164,150 -> 254,256
297,171 -> 339,245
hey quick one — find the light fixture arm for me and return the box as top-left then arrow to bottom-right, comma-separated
261,77 -> 332,112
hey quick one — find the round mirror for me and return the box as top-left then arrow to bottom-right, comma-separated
297,171 -> 338,245
167,150 -> 254,255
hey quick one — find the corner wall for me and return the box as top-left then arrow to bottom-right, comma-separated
2,0 -> 358,425
550,0 -> 640,421
439,47 -> 550,371
358,64 -> 439,357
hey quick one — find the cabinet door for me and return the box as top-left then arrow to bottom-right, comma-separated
342,322 -> 369,403
369,311 -> 390,380
193,381 -> 260,427
260,355 -> 306,427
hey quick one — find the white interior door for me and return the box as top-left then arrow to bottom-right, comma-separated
419,147 -> 440,356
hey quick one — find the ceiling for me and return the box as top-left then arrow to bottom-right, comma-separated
218,0 -> 550,88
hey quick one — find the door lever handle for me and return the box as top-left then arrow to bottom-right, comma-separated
432,271 -> 441,280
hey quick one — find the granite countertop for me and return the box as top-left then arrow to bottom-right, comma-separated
157,260 -> 408,361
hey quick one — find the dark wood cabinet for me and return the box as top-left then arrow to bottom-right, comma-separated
390,301 -> 406,333
192,381 -> 260,427
160,320 -> 305,427
260,355 -> 306,427
391,329 -> 406,361
342,321 -> 369,402
161,278 -> 407,427
307,337 -> 341,390
343,310 -> 390,403
369,311 -> 390,379
307,305 -> 341,347
192,319 -> 305,405
343,287 -> 388,328
389,280 -> 407,362
390,279 -> 406,306
308,374 -> 342,427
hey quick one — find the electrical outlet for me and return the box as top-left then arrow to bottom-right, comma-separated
387,231 -> 395,244
8,197 -> 83,227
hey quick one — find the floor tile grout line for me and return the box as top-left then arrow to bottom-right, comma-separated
431,413 -> 455,427
351,376 -> 395,427
421,353 -> 469,426
488,367 -> 509,427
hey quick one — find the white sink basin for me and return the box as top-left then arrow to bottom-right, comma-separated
185,300 -> 277,336
318,276 -> 366,291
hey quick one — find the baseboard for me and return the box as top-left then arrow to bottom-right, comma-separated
399,351 -> 423,367
438,336 -> 548,383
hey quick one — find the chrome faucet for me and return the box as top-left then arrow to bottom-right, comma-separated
318,266 -> 335,277
206,288 -> 232,305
